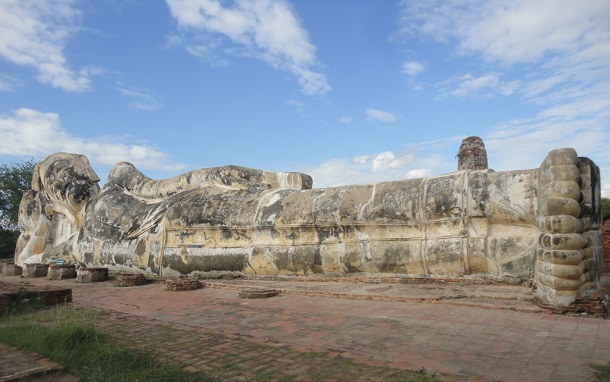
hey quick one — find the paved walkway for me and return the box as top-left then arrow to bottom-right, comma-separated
1,275 -> 610,381
0,343 -> 77,382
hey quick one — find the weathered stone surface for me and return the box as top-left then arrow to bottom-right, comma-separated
534,149 -> 602,306
14,153 -> 100,267
24,263 -> 49,278
47,265 -> 77,280
76,267 -> 109,283
14,145 -> 602,307
1,263 -> 22,276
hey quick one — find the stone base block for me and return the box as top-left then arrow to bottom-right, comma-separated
165,279 -> 204,291
115,273 -> 148,287
76,267 -> 109,283
47,265 -> 77,280
1,264 -> 22,276
25,263 -> 49,278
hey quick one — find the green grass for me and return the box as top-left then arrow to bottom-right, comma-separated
590,363 -> 610,382
0,305 -> 216,382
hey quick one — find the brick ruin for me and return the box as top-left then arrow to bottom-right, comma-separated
457,136 -> 488,170
601,218 -> 610,273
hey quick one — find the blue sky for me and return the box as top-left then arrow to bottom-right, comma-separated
1,0 -> 609,197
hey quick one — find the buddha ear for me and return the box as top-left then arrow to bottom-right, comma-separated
75,154 -> 100,183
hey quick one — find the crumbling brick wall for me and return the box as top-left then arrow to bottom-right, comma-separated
602,219 -> 610,273
457,136 -> 488,170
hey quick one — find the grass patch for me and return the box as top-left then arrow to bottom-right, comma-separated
0,304 -> 215,381
590,363 -> 610,381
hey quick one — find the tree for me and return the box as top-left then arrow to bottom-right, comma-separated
0,159 -> 35,258
602,197 -> 610,221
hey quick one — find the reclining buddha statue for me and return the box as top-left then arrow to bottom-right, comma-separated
15,140 -> 601,306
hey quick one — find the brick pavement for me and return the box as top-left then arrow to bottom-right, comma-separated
1,275 -> 610,381
95,310 -> 437,381
0,343 -> 77,382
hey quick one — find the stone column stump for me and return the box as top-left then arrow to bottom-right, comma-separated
25,263 -> 50,278
76,267 -> 109,283
1,263 -> 22,277
47,265 -> 77,280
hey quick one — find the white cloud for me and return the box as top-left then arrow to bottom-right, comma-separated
451,74 -> 499,97
301,149 -> 438,188
285,99 -> 303,110
116,83 -> 164,111
0,108 -> 183,171
365,108 -> 398,123
398,0 -> 610,65
0,74 -> 18,92
339,116 -> 351,124
435,73 -> 520,98
398,0 -> 610,194
353,155 -> 367,164
371,151 -> 413,172
406,169 -> 432,179
0,0 -> 93,92
485,118 -> 609,172
402,60 -> 424,76
166,0 -> 330,95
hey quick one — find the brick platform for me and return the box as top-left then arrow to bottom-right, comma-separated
165,279 -> 204,291
115,273 -> 148,287
0,280 -> 72,312
238,288 -> 279,299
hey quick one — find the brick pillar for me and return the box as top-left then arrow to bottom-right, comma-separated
457,136 -> 488,170
602,219 -> 610,273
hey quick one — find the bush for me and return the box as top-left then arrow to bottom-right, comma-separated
602,198 -> 610,221
0,229 -> 18,258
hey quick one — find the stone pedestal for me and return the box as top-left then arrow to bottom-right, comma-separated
2,263 -> 23,276
76,267 -> 109,283
47,265 -> 77,280
25,263 -> 49,278
115,273 -> 148,287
